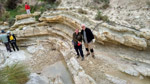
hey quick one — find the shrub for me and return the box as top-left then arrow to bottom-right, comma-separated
35,15 -> 41,21
8,18 -> 15,27
0,63 -> 30,84
102,2 -> 109,9
94,0 -> 110,9
78,8 -> 87,14
95,11 -> 109,22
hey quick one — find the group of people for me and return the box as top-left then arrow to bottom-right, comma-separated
72,24 -> 95,61
0,30 -> 19,52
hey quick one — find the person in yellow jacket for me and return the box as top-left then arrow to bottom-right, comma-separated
7,31 -> 19,51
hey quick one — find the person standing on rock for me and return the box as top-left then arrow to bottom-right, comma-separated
7,31 -> 19,51
25,2 -> 31,14
72,29 -> 84,61
81,24 -> 95,58
0,30 -> 12,52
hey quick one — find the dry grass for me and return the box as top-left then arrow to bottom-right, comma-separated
0,63 -> 30,84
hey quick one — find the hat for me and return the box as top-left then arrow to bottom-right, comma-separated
1,30 -> 5,33
7,31 -> 10,34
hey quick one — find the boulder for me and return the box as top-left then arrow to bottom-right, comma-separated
26,73 -> 49,84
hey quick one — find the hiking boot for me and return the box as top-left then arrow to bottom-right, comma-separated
81,57 -> 84,61
86,53 -> 90,57
92,55 -> 95,59
77,55 -> 80,59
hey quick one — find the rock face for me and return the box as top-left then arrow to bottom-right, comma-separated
104,0 -> 150,30
10,7 -> 150,50
11,12 -> 41,30
39,10 -> 148,50
0,22 -> 9,30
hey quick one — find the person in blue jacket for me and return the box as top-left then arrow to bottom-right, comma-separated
0,30 -> 12,52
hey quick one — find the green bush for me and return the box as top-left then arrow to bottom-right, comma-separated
0,63 -> 30,84
35,15 -> 41,21
95,11 -> 109,22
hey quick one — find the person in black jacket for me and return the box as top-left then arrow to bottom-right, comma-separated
7,31 -> 19,51
81,24 -> 95,58
72,29 -> 84,61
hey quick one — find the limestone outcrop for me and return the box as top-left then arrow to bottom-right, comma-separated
39,10 -> 149,50
0,22 -> 9,30
11,12 -> 41,30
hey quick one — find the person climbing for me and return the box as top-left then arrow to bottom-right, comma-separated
81,24 -> 95,58
72,29 -> 84,61
0,30 -> 12,52
7,31 -> 19,51
25,2 -> 31,14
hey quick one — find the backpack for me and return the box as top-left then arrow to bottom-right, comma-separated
10,35 -> 14,41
